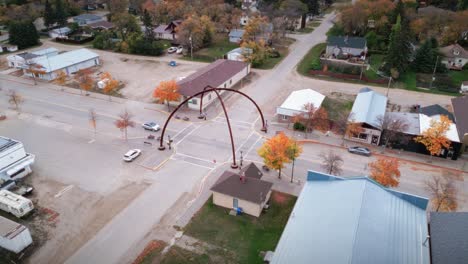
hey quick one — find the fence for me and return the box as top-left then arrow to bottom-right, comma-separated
55,36 -> 94,45
309,70 -> 388,85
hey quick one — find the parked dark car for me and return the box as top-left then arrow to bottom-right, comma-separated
348,146 -> 371,156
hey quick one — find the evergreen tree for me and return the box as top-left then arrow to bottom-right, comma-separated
413,40 -> 434,73
54,0 -> 67,26
303,0 -> 319,15
141,9 -> 154,40
389,0 -> 405,25
44,0 -> 55,29
458,0 -> 468,10
385,15 -> 411,76
9,21 -> 39,49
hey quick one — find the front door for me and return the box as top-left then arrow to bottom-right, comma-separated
371,135 -> 379,145
233,198 -> 238,209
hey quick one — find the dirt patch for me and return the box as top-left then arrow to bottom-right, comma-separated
409,166 -> 441,173
132,240 -> 167,264
271,191 -> 292,205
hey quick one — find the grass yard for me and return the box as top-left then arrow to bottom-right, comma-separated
176,192 -> 296,263
297,43 -> 326,75
365,54 -> 385,80
255,37 -> 295,70
322,96 -> 354,121
184,35 -> 238,63
448,69 -> 468,87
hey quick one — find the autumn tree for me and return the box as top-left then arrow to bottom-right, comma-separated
153,80 -> 180,111
89,108 -> 97,136
286,138 -> 303,182
54,70 -> 67,86
414,115 -> 452,159
115,109 -> 135,141
113,13 -> 141,41
375,114 -> 409,148
319,151 -> 343,175
75,69 -> 94,95
368,157 -> 401,187
258,132 -> 296,179
25,63 -> 46,85
7,90 -> 24,112
279,0 -> 308,30
108,0 -> 129,15
425,174 -> 458,212
101,72 -> 120,100
293,103 -> 329,138
177,15 -> 214,51
243,15 -> 269,42
241,40 -> 269,67
346,118 -> 364,141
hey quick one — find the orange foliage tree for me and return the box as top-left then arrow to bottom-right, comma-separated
369,158 -> 401,187
75,69 -> 94,95
153,80 -> 181,111
54,70 -> 68,86
258,132 -> 301,179
293,103 -> 329,138
115,109 -> 135,141
101,72 -> 120,101
345,118 -> 364,140
26,63 -> 47,85
414,115 -> 451,159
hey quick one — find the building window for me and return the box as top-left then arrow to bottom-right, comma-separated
190,98 -> 198,104
230,79 -> 232,84
358,133 -> 368,140
282,115 -> 288,120
224,83 -> 227,88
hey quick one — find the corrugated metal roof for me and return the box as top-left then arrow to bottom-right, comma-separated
31,47 -> 58,56
276,89 -> 325,116
271,171 -> 430,264
229,29 -> 245,38
34,48 -> 99,73
429,212 -> 468,264
349,88 -> 387,128
385,112 -> 421,135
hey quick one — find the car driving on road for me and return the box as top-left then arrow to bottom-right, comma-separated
123,149 -> 141,162
142,122 -> 160,131
348,146 -> 371,156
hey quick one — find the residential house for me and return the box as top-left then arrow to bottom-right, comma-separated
87,21 -> 115,31
226,47 -> 252,62
429,212 -> 468,264
419,104 -> 455,122
49,27 -> 72,38
7,47 -> 59,68
382,112 -> 461,159
439,44 -> 468,70
325,36 -> 367,58
72,14 -> 103,26
451,96 -> 468,155
461,81 -> 468,93
176,59 -> 250,110
229,29 -> 244,43
240,0 -> 259,26
154,20 -> 183,41
23,48 -> 99,81
210,164 -> 272,217
276,89 -> 326,123
271,171 -> 430,264
0,137 -> 35,181
346,88 -> 387,145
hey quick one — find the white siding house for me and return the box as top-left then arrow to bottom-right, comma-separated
23,48 -> 100,81
7,47 -> 59,68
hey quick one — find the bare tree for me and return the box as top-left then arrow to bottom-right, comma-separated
8,90 -> 24,112
319,150 -> 343,175
425,174 -> 458,212
375,114 -> 409,149
114,109 -> 135,141
89,108 -> 97,136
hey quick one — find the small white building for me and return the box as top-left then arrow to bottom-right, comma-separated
49,27 -> 72,38
7,47 -> 59,68
0,137 -> 35,181
23,48 -> 100,81
461,81 -> 468,93
0,215 -> 32,253
177,59 -> 250,111
227,47 -> 252,62
276,89 -> 326,122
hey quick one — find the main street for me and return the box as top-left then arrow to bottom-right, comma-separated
0,11 -> 466,264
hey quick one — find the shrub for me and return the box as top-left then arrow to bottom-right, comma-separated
293,122 -> 306,131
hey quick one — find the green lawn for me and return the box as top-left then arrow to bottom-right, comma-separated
184,37 -> 238,62
322,97 -> 354,121
448,69 -> 468,87
297,43 -> 326,75
365,54 -> 385,80
173,192 -> 297,263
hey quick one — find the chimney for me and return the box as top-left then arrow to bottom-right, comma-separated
240,172 -> 246,183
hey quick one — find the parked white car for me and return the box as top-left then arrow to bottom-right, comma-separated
176,46 -> 184,54
142,122 -> 160,131
123,149 -> 141,162
167,47 -> 177,54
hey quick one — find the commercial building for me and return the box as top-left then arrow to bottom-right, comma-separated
0,137 -> 35,181
7,47 -> 59,69
452,96 -> 468,155
276,89 -> 326,123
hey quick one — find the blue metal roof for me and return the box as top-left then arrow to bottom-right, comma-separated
229,29 -> 244,38
271,171 -> 430,264
349,88 -> 387,128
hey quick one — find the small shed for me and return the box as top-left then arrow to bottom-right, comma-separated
229,29 -> 245,43
461,81 -> 468,93
211,169 -> 272,217
49,27 -> 71,38
0,215 -> 32,253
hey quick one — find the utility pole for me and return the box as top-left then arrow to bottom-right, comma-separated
189,34 -> 193,60
429,56 -> 439,90
290,141 -> 297,183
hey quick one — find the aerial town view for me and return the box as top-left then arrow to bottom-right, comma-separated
0,0 -> 467,263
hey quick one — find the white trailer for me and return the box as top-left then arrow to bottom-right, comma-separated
0,190 -> 34,218
0,215 -> 32,253
0,137 -> 35,181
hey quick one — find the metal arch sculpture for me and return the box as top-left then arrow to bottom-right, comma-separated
158,85 -> 267,169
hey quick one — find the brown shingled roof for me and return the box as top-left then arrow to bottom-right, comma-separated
451,96 -> 468,140
177,59 -> 248,97
439,44 -> 468,59
211,171 -> 272,204
239,162 -> 263,179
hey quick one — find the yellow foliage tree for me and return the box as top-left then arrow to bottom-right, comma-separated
54,70 -> 68,86
153,80 -> 181,111
369,158 -> 401,187
414,115 -> 451,158
101,72 -> 120,100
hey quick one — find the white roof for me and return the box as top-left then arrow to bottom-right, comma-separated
228,47 -> 252,55
276,89 -> 325,116
419,114 -> 459,143
0,190 -> 31,207
34,48 -> 99,73
31,47 -> 58,56
349,89 -> 387,128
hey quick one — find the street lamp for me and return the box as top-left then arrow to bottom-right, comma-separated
189,34 -> 193,60
429,56 -> 439,90
240,150 -> 243,168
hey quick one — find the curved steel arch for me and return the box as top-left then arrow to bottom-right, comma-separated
158,86 -> 267,168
